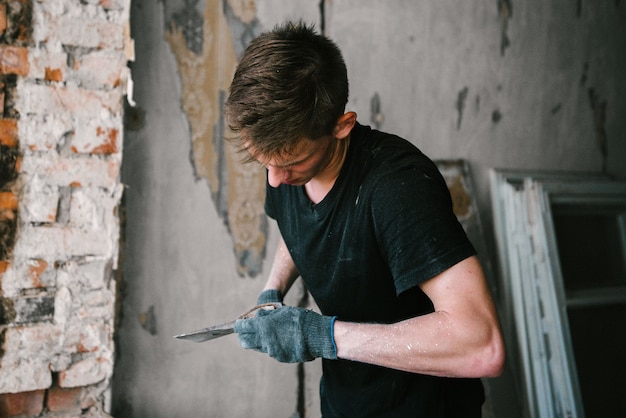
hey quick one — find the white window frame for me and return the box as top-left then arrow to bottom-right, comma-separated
490,169 -> 626,418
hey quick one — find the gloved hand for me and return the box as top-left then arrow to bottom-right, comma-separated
256,289 -> 283,305
234,305 -> 337,363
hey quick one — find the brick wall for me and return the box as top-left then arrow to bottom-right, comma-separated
0,0 -> 131,416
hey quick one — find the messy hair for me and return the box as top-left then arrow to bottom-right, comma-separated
224,21 -> 349,161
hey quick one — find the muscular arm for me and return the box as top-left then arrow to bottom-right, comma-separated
333,256 -> 505,378
262,235 -> 300,297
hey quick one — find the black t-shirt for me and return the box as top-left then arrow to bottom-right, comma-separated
265,123 -> 484,417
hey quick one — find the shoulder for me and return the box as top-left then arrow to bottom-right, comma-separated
352,123 -> 422,157
352,125 -> 438,178
349,125 -> 447,199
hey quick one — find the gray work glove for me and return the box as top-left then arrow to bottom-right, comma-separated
256,289 -> 283,305
234,305 -> 337,363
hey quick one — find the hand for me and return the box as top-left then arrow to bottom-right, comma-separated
256,289 -> 283,305
234,306 -> 337,363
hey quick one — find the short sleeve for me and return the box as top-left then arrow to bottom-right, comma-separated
370,163 -> 475,295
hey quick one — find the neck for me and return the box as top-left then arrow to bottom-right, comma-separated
305,135 -> 351,204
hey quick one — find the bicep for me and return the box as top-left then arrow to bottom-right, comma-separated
419,256 -> 499,324
419,255 -> 506,376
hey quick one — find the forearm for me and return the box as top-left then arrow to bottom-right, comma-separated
333,311 -> 503,378
334,257 -> 505,378
263,236 -> 300,296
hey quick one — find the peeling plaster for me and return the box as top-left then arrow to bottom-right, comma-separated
370,92 -> 384,130
436,160 -> 477,223
170,0 -> 204,55
223,0 -> 261,59
166,0 -> 267,277
497,0 -> 512,56
455,86 -> 469,130
137,305 -> 157,335
443,172 -> 471,219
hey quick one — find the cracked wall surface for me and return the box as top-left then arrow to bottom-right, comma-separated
113,1 -> 626,417
166,0 -> 267,277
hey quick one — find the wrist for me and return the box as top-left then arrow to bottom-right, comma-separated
329,316 -> 338,358
309,313 -> 338,360
257,288 -> 283,305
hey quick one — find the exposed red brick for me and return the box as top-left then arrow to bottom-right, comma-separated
0,260 -> 9,275
100,0 -> 122,10
28,259 -> 48,288
0,118 -> 18,147
91,127 -> 119,154
0,192 -> 18,222
28,84 -> 122,119
0,390 -> 45,417
46,385 -> 84,413
107,159 -> 120,181
0,192 -> 18,223
44,67 -> 63,82
0,208 -> 15,221
14,155 -> 21,172
0,45 -> 29,76
0,192 -> 18,210
0,4 -> 7,35
17,29 -> 29,44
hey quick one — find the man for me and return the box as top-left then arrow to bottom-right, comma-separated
226,21 -> 504,417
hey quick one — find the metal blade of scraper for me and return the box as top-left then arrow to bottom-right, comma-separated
174,320 -> 237,342
173,302 -> 282,343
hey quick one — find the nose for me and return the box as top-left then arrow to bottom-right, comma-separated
267,166 -> 288,187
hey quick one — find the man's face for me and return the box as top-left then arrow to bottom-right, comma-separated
248,137 -> 334,188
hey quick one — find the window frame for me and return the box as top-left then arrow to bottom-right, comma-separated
490,169 -> 626,418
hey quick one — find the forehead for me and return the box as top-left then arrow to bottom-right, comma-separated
246,136 -> 328,167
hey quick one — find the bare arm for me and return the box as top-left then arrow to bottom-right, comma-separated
262,235 -> 300,297
333,256 -> 505,378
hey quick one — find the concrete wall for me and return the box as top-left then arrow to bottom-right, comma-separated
111,1 -> 319,417
112,1 -> 625,417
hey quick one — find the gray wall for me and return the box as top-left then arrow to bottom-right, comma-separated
112,1 -> 626,417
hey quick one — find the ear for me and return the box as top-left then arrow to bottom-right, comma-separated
333,112 -> 357,139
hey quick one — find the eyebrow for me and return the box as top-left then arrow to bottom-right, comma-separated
269,155 -> 309,169
262,145 -> 320,169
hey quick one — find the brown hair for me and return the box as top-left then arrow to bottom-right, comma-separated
225,21 -> 349,160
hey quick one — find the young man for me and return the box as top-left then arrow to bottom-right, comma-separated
226,21 -> 505,417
